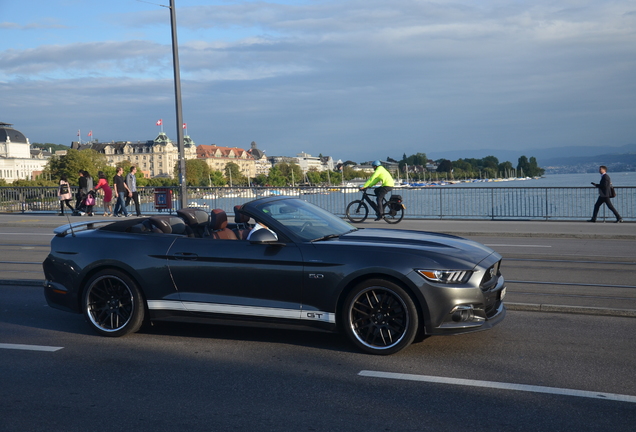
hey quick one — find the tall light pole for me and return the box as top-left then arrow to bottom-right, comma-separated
167,0 -> 187,209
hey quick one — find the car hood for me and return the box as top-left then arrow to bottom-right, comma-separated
337,228 -> 498,267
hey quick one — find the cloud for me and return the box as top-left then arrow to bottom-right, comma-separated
2,0 -> 636,160
0,40 -> 170,77
0,19 -> 68,30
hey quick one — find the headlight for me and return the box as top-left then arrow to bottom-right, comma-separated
417,269 -> 471,284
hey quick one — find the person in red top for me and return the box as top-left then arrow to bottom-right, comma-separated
94,171 -> 113,216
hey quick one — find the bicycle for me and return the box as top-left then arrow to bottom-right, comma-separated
345,189 -> 405,224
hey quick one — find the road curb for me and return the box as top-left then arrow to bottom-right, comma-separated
506,302 -> 636,318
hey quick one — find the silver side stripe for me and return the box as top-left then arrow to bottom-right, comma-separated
147,300 -> 335,323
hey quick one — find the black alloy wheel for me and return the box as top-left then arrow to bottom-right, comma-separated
345,200 -> 369,223
342,279 -> 418,355
82,269 -> 145,337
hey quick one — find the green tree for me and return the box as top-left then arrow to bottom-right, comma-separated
517,156 -> 530,176
322,170 -> 341,185
342,165 -> 359,181
399,152 -> 427,172
209,170 -> 226,186
224,162 -> 247,186
44,148 -> 108,185
306,169 -> 322,185
146,177 -> 176,187
437,159 -> 452,173
498,161 -> 514,177
482,155 -> 499,170
266,165 -> 288,186
273,162 -> 303,185
252,174 -> 268,186
527,157 -> 545,177
174,159 -> 211,186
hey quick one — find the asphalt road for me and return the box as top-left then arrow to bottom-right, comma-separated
1,283 -> 635,432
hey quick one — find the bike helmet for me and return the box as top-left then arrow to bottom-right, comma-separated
372,160 -> 382,167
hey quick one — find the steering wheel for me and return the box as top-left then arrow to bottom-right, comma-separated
300,221 -> 313,233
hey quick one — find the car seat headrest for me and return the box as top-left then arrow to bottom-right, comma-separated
234,205 -> 250,224
177,208 -> 209,227
209,209 -> 228,231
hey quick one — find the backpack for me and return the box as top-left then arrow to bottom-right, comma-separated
60,183 -> 69,195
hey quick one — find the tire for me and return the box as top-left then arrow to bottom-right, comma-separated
383,203 -> 404,224
82,269 -> 145,337
346,200 -> 369,223
342,279 -> 418,355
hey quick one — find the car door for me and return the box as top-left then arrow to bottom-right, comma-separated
166,236 -> 305,322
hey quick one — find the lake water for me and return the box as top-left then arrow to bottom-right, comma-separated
442,172 -> 636,188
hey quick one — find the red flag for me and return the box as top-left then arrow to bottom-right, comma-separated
182,122 -> 187,129
156,119 -> 162,126
77,130 -> 80,136
88,130 -> 93,137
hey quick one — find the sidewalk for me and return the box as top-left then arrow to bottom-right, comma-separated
1,214 -> 635,318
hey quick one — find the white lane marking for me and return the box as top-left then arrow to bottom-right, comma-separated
358,371 -> 636,404
485,244 -> 552,248
0,343 -> 63,352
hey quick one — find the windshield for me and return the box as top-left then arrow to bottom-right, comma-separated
254,199 -> 356,241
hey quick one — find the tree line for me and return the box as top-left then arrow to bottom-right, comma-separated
1,146 -> 544,187
393,153 -> 545,181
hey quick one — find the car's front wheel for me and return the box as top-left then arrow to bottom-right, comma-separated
342,279 -> 418,355
82,269 -> 145,337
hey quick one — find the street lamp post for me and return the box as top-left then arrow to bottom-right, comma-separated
168,0 -> 187,209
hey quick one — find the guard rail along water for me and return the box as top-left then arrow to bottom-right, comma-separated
1,186 -> 633,221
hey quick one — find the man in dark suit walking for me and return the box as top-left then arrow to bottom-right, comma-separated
589,165 -> 623,223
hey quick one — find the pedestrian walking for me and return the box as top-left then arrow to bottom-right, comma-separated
113,166 -> 132,217
58,175 -> 74,215
94,171 -> 113,216
588,165 -> 623,223
125,166 -> 142,216
83,171 -> 95,216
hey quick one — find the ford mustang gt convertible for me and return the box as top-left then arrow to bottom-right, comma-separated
43,196 -> 506,355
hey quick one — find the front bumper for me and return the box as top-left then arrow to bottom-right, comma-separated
419,273 -> 507,336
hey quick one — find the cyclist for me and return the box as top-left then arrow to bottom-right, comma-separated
360,160 -> 395,221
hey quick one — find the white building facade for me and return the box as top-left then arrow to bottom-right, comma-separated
0,122 -> 49,182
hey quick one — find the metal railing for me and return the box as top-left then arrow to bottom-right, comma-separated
0,186 -> 633,221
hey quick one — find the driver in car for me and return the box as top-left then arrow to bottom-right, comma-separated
247,222 -> 278,241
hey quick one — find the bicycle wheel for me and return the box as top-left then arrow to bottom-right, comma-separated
383,202 -> 404,224
346,200 -> 369,223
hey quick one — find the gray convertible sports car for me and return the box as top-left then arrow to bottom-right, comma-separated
43,196 -> 506,355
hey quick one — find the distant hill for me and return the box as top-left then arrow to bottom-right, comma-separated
32,143 -> 70,152
427,143 -> 636,166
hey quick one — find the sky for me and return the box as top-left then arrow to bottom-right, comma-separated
1,0 -> 635,163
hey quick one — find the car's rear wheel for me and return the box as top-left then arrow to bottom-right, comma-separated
82,269 -> 145,337
346,200 -> 368,223
342,279 -> 418,355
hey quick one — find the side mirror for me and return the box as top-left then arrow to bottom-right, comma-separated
249,228 -> 282,244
